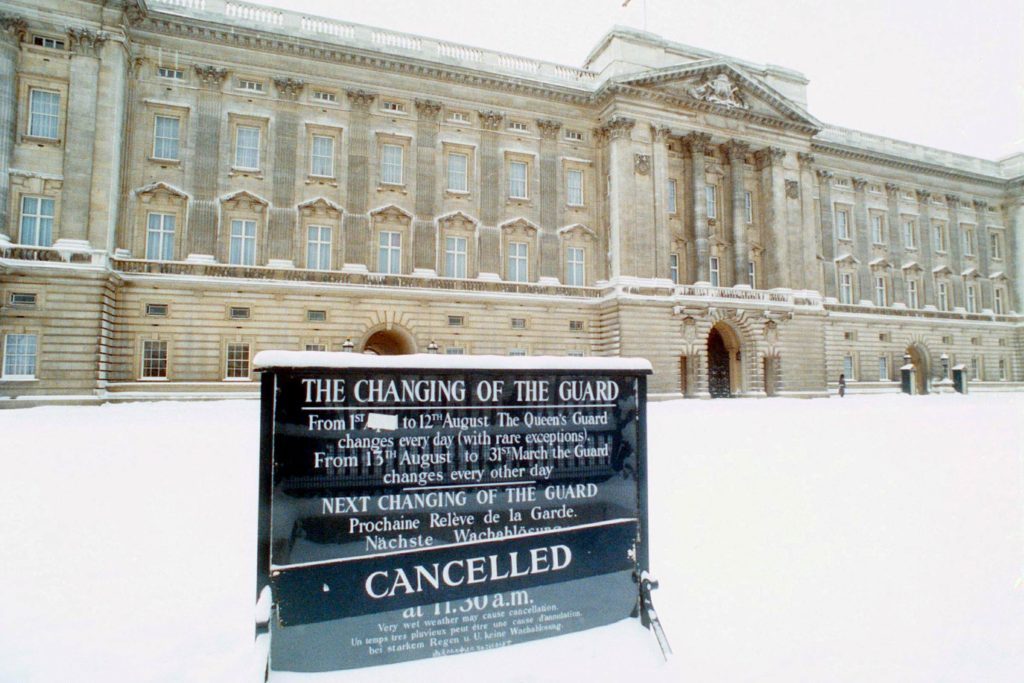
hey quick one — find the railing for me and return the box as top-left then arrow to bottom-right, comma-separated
0,244 -> 95,264
674,284 -> 812,305
825,301 -> 1017,322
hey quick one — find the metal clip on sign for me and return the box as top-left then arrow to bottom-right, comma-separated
639,570 -> 672,659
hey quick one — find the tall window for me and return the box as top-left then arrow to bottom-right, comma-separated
310,135 -> 334,177
509,161 -> 528,199
903,219 -> 917,248
507,241 -> 528,282
836,208 -> 850,240
19,196 -> 55,247
381,144 -> 403,185
229,219 -> 257,266
965,284 -> 977,313
932,223 -> 946,252
146,212 -> 176,261
990,231 -> 1003,259
994,287 -> 1005,314
907,279 -> 919,308
667,179 -> 677,214
705,185 -> 717,219
871,215 -> 884,244
234,126 -> 260,169
566,169 -> 584,207
709,256 -> 720,287
937,281 -> 949,310
28,89 -> 60,139
153,115 -> 180,160
839,272 -> 853,304
748,261 -> 757,289
566,246 -> 585,286
962,227 -> 975,256
141,340 -> 168,379
744,191 -> 753,223
999,359 -> 1007,381
970,357 -> 979,381
3,334 -> 37,379
225,342 -> 250,380
377,231 -> 401,274
878,356 -> 889,381
306,225 -> 332,271
669,253 -> 679,284
445,236 -> 467,278
842,355 -> 854,380
874,275 -> 886,306
447,153 -> 468,192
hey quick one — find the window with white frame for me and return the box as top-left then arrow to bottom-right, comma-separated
970,357 -> 979,380
229,219 -> 257,266
306,225 -> 332,271
508,349 -> 527,356
566,169 -> 584,207
509,120 -> 528,132
874,275 -> 886,306
507,241 -> 528,282
962,227 -> 975,256
932,223 -> 947,252
157,67 -> 184,80
839,272 -> 853,304
146,212 -> 176,261
28,89 -> 60,139
836,208 -> 850,240
508,161 -> 528,199
709,256 -> 720,287
237,79 -> 263,92
152,115 -> 180,160
566,246 -> 585,286
312,90 -> 336,103
445,236 -> 467,278
141,340 -> 168,379
19,196 -> 55,247
907,279 -> 919,308
3,334 -> 37,379
445,347 -> 465,355
669,253 -> 679,284
871,214 -> 885,244
225,342 -> 250,380
878,356 -> 889,381
990,231 -> 1003,259
667,179 -> 677,214
447,152 -> 468,192
377,230 -> 401,274
744,191 -> 753,223
705,185 -> 717,219
381,100 -> 405,114
33,36 -> 65,50
564,129 -> 583,142
998,358 -> 1007,381
748,261 -> 757,289
994,287 -> 1005,314
903,218 -> 917,248
965,284 -> 977,313
381,144 -> 403,185
449,110 -> 470,124
305,344 -> 327,352
310,135 -> 334,177
234,126 -> 260,169
842,354 -> 854,380
937,281 -> 949,310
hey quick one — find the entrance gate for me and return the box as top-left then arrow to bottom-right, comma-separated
707,327 -> 731,398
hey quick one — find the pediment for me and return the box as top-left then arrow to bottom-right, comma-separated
869,257 -> 892,269
370,204 -> 413,223
617,60 -> 821,132
136,181 -> 188,202
558,223 -> 597,241
437,210 -> 478,232
220,189 -> 268,212
297,197 -> 343,217
834,252 -> 859,266
500,217 -> 539,235
902,260 -> 923,272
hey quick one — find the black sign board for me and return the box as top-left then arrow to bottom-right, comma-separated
256,353 -> 652,672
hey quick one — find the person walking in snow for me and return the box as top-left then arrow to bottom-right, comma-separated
838,373 -> 846,397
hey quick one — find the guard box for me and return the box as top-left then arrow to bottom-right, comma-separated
254,352 -> 653,672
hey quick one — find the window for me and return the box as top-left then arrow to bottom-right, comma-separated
145,212 -> 176,261
377,230 -> 401,274
229,306 -> 250,320
965,285 -> 977,313
871,215 -> 885,244
381,144 -> 403,185
990,231 -> 1003,259
305,344 -> 326,352
312,90 -> 336,103
28,89 -> 60,139
903,219 -> 917,249
237,79 -> 263,93
843,332 -> 856,341
33,36 -> 65,50
382,100 -> 405,113
667,179 -> 677,214
836,208 -> 850,240
447,153 -> 468,192
508,161 -> 528,199
509,121 -> 528,132
229,219 -> 257,266
447,315 -> 464,327
507,241 -> 528,282
941,335 -> 953,345
145,303 -> 168,317
744,191 -> 753,223
566,169 -> 584,207
839,273 -> 853,304
449,110 -> 470,123
937,281 -> 949,310
962,227 -> 975,256
878,356 -> 889,381
307,310 -> 327,322
152,115 -> 180,160
907,280 -> 919,308
566,246 -> 585,286
879,333 -> 891,342
141,340 -> 168,379
970,357 -> 979,381
508,349 -> 527,356
705,185 -> 717,219
445,347 -> 465,355
932,223 -> 947,252
310,135 -> 334,177
842,355 -> 854,380
994,288 -> 1005,314
999,359 -> 1007,381
3,334 -> 37,379
234,126 -> 260,169
971,336 -> 981,346
709,256 -> 720,287
225,343 -> 250,379
748,261 -> 757,289
445,236 -> 467,278
306,225 -> 332,271
511,318 -> 526,329
9,293 -> 37,307
569,320 -> 584,332
157,67 -> 183,80
669,254 -> 679,284
565,129 -> 583,142
874,276 -> 886,307
19,196 -> 55,247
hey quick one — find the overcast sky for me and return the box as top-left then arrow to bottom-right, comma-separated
255,0 -> 1023,161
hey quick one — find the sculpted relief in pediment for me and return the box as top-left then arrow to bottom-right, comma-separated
687,73 -> 748,109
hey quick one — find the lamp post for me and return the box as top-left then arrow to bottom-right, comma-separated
342,338 -> 354,353
427,340 -> 439,354
940,352 -> 949,380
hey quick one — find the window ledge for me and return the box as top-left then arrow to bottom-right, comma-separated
507,198 -> 532,206
139,377 -> 169,382
306,176 -> 338,187
21,135 -> 61,147
378,183 -> 407,194
229,167 -> 263,179
223,377 -> 253,382
445,189 -> 470,197
567,204 -> 585,210
148,156 -> 182,167
0,376 -> 38,382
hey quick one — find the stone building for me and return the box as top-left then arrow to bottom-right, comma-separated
0,0 -> 1021,404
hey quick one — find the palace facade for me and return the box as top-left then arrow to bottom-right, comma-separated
0,0 -> 1021,404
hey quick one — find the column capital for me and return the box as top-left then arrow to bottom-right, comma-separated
915,189 -> 931,203
273,77 -> 305,101
683,131 -> 712,153
754,146 -> 785,169
193,64 -> 228,88
972,199 -> 988,212
347,89 -> 378,111
885,182 -> 900,196
67,27 -> 108,56
815,168 -> 833,181
414,99 -> 443,120
601,116 -> 636,140
944,193 -> 960,207
0,13 -> 27,46
851,177 -> 867,191
797,152 -> 815,167
536,118 -> 562,139
478,110 -> 504,131
651,124 -> 672,143
721,139 -> 750,163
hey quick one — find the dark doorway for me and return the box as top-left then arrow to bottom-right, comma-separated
362,329 -> 416,355
708,327 -> 731,398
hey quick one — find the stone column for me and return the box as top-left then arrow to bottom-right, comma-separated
0,14 -> 25,242
85,33 -> 129,252
945,194 -> 963,308
266,78 -> 303,266
412,99 -> 441,273
187,65 -> 227,257
651,125 -> 672,280
851,177 -> 871,301
974,199 -> 992,309
537,118 -> 561,281
724,140 -> 749,286
477,110 -> 503,277
58,28 -> 107,248
816,169 -> 837,298
343,90 -> 375,269
885,183 -> 905,304
1005,193 -> 1023,312
756,146 -> 788,289
605,116 -> 636,281
685,132 -> 711,282
915,190 -> 934,304
797,153 -> 820,292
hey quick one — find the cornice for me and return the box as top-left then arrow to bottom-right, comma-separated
810,140 -> 1007,189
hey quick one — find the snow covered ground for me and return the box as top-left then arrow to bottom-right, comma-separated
1,393 -> 1022,682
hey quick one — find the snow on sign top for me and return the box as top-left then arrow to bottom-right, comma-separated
254,351 -> 652,373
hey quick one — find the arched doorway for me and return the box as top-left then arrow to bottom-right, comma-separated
906,344 -> 929,395
707,323 -> 741,398
361,327 -> 416,355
